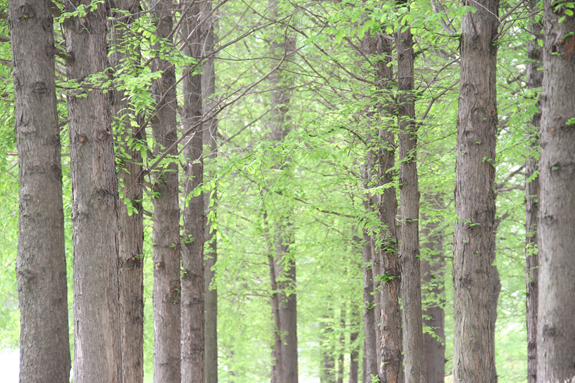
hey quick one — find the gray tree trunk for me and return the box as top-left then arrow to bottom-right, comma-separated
453,0 -> 499,381
536,0 -> 575,380
420,208 -> 445,383
202,2 -> 218,382
10,0 -> 71,380
181,3 -> 205,382
349,328 -> 359,383
525,2 -> 542,382
108,2 -> 145,383
150,0 -> 181,381
397,17 -> 424,383
63,1 -> 122,381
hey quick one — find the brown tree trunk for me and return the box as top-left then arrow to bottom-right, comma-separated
536,0 -> 575,380
108,2 -> 145,383
524,2 -> 542,382
420,206 -> 445,383
202,2 -> 218,382
268,3 -> 298,381
63,0 -> 122,381
181,2 -> 205,382
360,30 -> 402,383
453,0 -> 499,381
150,0 -> 181,381
397,15 -> 424,383
269,248 -> 283,383
349,329 -> 359,383
362,227 -> 378,382
10,0 -> 71,380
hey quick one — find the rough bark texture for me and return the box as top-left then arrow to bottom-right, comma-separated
524,2 -> 542,382
363,33 -> 402,383
10,0 -> 71,380
453,0 -> 499,380
108,2 -> 145,383
268,4 -> 298,381
536,1 -> 575,381
64,1 -> 123,381
420,208 -> 445,383
397,20 -> 424,383
202,2 -> 218,381
150,0 -> 181,381
362,228 -> 378,382
181,2 -> 205,382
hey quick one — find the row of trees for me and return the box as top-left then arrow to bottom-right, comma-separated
2,0 -> 575,381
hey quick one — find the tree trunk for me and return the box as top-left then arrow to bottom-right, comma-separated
362,227 -> 378,382
269,247 -> 283,383
420,207 -> 445,383
524,2 -> 542,382
202,2 -> 219,381
268,3 -> 298,381
536,1 -> 575,380
63,1 -> 122,381
321,314 -> 336,383
453,0 -> 499,380
10,0 -> 71,380
349,329 -> 359,383
397,15 -> 424,383
360,30 -> 402,383
108,2 -> 145,383
149,0 -> 181,381
181,3 -> 205,382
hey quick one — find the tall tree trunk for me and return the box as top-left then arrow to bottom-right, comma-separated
149,0 -> 181,381
321,314 -> 336,383
397,12 -> 424,383
536,1 -> 575,380
525,2 -> 542,382
268,3 -> 298,381
63,1 -> 122,381
202,2 -> 218,382
420,206 -> 445,383
181,2 -> 205,382
362,226 -> 378,383
11,0 -> 71,380
453,0 -> 499,380
108,2 -> 145,383
269,247 -> 283,383
360,30 -> 401,383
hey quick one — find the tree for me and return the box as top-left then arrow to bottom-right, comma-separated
536,0 -> 575,380
524,1 -> 542,382
202,1 -> 219,381
149,0 -> 181,381
64,0 -> 122,380
453,0 -> 499,381
397,5 -> 424,381
109,2 -> 145,382
181,1 -> 205,381
10,0 -> 71,380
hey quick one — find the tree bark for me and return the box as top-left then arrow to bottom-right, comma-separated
397,14 -> 424,383
453,0 -> 499,381
420,206 -> 445,383
10,0 -> 71,380
536,0 -> 575,380
108,2 -> 145,383
202,2 -> 218,381
362,227 -> 378,383
268,3 -> 298,381
524,2 -> 542,382
63,0 -> 122,381
149,0 -> 181,381
181,2 -> 205,382
349,329 -> 359,383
